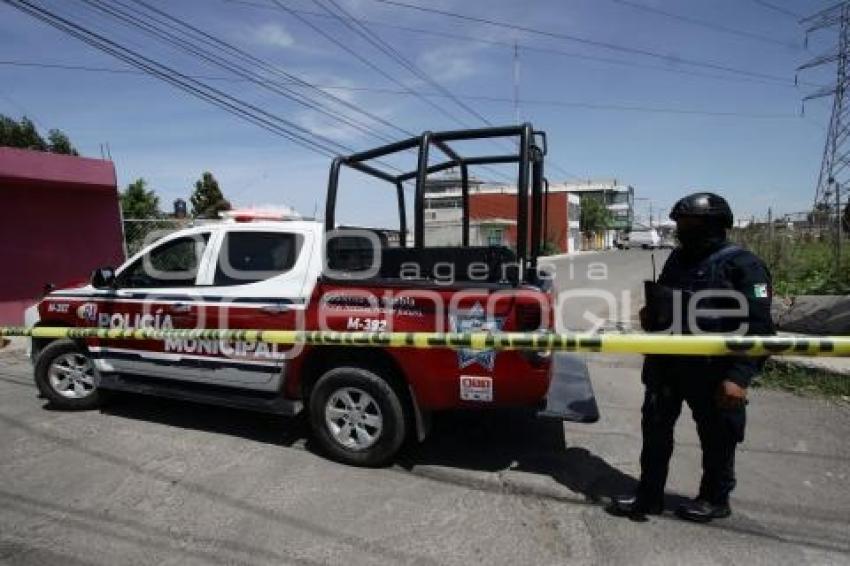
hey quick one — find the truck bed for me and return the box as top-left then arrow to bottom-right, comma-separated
325,244 -> 521,287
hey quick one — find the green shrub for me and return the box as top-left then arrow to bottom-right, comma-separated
731,229 -> 850,295
755,359 -> 850,400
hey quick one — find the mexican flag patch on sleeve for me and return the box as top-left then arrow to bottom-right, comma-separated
753,283 -> 769,298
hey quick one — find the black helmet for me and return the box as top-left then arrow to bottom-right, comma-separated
669,192 -> 733,228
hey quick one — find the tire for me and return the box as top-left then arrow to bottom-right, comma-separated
309,366 -> 407,467
34,339 -> 103,410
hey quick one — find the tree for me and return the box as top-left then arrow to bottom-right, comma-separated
190,171 -> 231,218
16,117 -> 46,150
120,178 -> 160,219
47,129 -> 79,155
0,115 -> 17,146
580,196 -> 612,236
843,201 -> 850,234
0,114 -> 78,155
0,116 -> 47,151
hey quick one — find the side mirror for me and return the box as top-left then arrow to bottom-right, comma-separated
91,267 -> 117,290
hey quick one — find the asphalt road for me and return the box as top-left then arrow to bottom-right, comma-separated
542,248 -> 669,331
1,249 -> 848,565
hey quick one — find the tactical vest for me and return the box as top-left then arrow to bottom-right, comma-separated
645,244 -> 746,334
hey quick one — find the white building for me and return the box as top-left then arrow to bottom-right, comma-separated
560,179 -> 635,249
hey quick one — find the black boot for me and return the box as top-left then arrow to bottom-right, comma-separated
607,494 -> 663,517
675,498 -> 732,523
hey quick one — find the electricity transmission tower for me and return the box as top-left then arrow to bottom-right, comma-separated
798,1 -> 850,265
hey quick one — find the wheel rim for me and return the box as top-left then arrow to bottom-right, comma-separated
324,387 -> 383,451
48,352 -> 96,399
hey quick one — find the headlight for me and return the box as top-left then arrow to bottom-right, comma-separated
23,304 -> 40,327
23,304 -> 40,361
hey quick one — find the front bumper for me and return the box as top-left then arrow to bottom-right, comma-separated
23,303 -> 40,362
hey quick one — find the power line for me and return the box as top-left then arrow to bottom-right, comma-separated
224,0 -> 822,89
458,95 -> 799,119
609,0 -> 798,48
3,1 -> 581,188
368,0 -> 803,84
110,0 -> 422,174
70,0 -> 454,177
127,0 -> 411,140
268,0 -> 474,129
2,0 -> 347,158
0,59 -> 180,76
316,0 -> 493,126
85,0 -> 405,145
25,0 -> 409,154
0,60 -> 801,119
267,0 -> 529,182
7,2 -> 583,179
302,0 -> 583,180
306,0 -> 574,177
749,0 -> 802,20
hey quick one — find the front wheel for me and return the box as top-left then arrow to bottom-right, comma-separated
34,340 -> 103,410
309,367 -> 407,467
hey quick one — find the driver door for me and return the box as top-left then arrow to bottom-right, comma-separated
94,231 -> 213,382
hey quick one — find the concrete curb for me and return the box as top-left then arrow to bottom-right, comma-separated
772,355 -> 850,376
540,250 -> 601,261
773,331 -> 850,376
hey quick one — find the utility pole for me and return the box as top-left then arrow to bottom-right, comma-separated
768,206 -> 774,263
768,206 -> 773,235
837,181 -> 842,267
513,40 -> 520,125
798,2 -> 850,269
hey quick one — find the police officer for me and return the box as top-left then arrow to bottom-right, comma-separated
610,192 -> 774,522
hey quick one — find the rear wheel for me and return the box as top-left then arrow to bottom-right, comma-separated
34,340 -> 103,410
309,366 -> 407,467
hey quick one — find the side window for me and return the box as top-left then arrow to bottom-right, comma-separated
117,233 -> 209,288
214,231 -> 303,286
487,228 -> 504,247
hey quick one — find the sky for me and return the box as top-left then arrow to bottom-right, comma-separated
0,0 -> 839,228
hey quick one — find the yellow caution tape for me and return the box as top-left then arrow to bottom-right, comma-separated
2,326 -> 850,356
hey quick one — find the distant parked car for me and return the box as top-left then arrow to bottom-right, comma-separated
619,227 -> 660,249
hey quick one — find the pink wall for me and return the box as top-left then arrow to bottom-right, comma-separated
0,148 -> 124,325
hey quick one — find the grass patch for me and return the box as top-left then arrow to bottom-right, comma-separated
754,359 -> 850,400
730,231 -> 850,295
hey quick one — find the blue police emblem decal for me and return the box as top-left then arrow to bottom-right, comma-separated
449,302 -> 505,371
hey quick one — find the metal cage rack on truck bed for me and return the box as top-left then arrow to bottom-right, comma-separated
324,123 -> 550,281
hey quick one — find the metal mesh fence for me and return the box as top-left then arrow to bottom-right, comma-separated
122,218 -> 194,256
731,211 -> 849,295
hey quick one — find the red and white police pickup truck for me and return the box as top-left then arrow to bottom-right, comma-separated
26,125 -> 597,466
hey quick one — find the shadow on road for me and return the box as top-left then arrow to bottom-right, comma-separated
397,408 -> 639,504
99,393 -> 309,448
24,393 -> 850,555
100,393 -> 637,506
